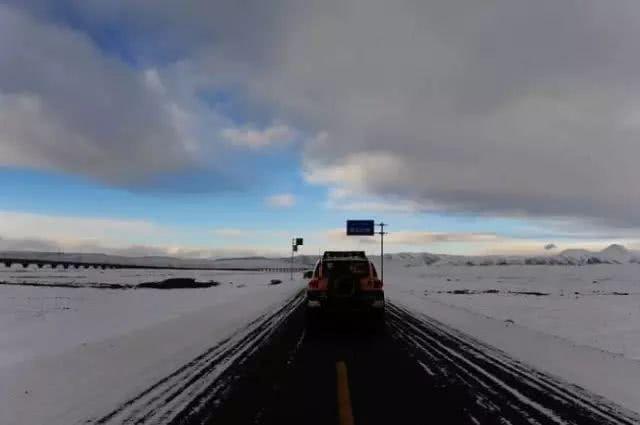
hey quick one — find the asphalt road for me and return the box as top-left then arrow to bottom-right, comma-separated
96,291 -> 638,425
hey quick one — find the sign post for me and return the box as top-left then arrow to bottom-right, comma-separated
346,220 -> 388,283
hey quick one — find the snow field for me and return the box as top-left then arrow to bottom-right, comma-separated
0,271 -> 304,425
382,263 -> 640,414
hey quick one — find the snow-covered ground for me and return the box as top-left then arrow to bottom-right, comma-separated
381,261 -> 640,360
2,255 -> 640,421
0,271 -> 300,367
0,270 -> 304,425
0,263 -> 288,287
380,259 -> 640,414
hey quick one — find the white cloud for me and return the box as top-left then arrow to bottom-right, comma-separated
143,68 -> 166,95
1,210 -> 637,257
0,211 -> 160,246
212,228 -> 252,238
265,193 -> 296,208
390,232 -> 501,245
0,211 -> 289,258
212,228 -> 290,240
331,200 -> 422,213
0,237 -> 286,259
322,228 -> 640,256
222,124 -> 295,149
323,187 -> 430,213
327,229 -> 502,246
305,151 -> 408,193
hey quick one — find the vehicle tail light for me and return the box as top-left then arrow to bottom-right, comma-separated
360,278 -> 383,290
308,278 -> 320,289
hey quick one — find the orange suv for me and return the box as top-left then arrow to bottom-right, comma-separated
305,251 -> 385,327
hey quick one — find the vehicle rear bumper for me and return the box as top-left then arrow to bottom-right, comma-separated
306,290 -> 385,312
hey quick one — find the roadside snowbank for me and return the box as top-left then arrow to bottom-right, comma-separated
0,272 -> 304,425
384,263 -> 640,414
0,265 -> 290,287
383,264 -> 640,360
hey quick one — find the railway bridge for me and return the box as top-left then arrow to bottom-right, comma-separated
0,256 -> 308,273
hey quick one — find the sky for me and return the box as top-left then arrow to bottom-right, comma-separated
2,0 -> 640,258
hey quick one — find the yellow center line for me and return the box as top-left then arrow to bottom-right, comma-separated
336,360 -> 355,425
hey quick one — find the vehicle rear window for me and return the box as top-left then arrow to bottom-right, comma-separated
323,260 -> 369,278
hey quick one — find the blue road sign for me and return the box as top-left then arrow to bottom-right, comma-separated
346,220 -> 375,236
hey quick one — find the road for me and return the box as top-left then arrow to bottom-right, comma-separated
96,291 -> 638,425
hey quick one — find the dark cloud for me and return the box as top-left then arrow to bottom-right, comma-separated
544,243 -> 557,251
0,5 -> 199,184
4,1 -> 640,225
0,3 -> 270,191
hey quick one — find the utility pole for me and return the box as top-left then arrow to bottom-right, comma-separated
377,222 -> 387,284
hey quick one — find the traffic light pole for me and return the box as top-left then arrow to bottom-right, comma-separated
290,237 -> 303,280
290,238 -> 295,281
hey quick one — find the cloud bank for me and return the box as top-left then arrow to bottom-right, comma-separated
222,124 -> 295,149
0,5 -> 194,184
4,1 -> 640,227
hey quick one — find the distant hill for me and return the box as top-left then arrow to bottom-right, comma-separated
372,244 -> 640,267
1,244 -> 638,269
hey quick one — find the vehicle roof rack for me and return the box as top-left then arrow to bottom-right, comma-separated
322,251 -> 367,260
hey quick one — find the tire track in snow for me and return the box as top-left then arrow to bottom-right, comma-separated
89,295 -> 638,425
91,291 -> 304,425
387,303 -> 639,425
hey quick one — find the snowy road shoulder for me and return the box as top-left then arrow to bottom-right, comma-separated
0,274 -> 304,425
388,289 -> 640,416
94,291 -> 305,425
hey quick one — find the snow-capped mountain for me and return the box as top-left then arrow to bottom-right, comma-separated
1,244 -> 638,269
372,245 -> 640,267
